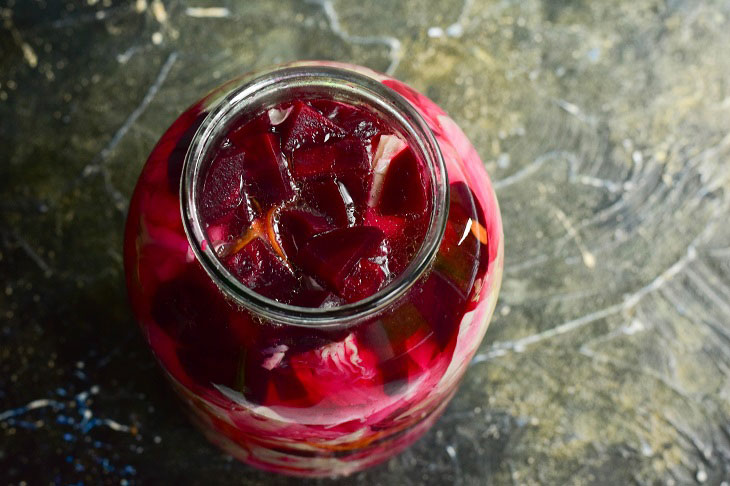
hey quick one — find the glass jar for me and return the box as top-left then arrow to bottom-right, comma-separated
123,61 -> 503,477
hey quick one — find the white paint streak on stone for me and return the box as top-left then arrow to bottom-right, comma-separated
185,7 -> 230,18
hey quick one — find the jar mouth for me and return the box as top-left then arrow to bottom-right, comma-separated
181,64 -> 449,327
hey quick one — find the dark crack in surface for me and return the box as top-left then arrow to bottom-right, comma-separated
1,0 -> 730,484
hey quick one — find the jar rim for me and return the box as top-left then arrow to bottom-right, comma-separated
181,63 -> 449,327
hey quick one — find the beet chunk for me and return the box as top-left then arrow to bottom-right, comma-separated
309,99 -> 385,141
412,270 -> 466,351
301,177 -> 356,227
280,101 -> 345,152
227,111 -> 273,147
291,137 -> 368,180
236,133 -> 295,209
341,259 -> 386,303
276,208 -> 333,260
336,171 -> 369,209
224,238 -> 299,303
376,149 -> 428,216
151,274 -> 240,387
200,153 -> 246,223
296,226 -> 384,295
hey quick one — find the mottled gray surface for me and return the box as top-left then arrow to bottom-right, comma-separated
2,0 -> 730,484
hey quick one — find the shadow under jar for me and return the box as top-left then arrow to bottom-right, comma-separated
123,62 -> 503,477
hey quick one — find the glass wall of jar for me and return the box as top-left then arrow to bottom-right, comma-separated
124,62 -> 503,477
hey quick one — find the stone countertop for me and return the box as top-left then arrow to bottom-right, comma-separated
2,0 -> 730,484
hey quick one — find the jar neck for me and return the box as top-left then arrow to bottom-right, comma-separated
181,64 -> 448,327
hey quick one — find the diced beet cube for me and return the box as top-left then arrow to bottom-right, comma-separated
350,117 -> 384,141
291,137 -> 368,180
290,146 -> 335,179
336,172 -> 369,209
276,208 -> 333,260
151,274 -> 241,387
449,181 -> 490,276
341,259 -> 386,303
358,302 -> 435,394
309,100 -> 385,141
435,222 -> 479,296
241,345 -> 315,406
376,149 -> 429,216
205,205 -> 255,244
364,209 -> 424,275
434,182 -> 485,294
224,237 -> 300,303
364,209 -> 406,240
279,101 -> 345,151
200,153 -> 246,223
177,346 -> 240,390
237,350 -> 270,404
227,111 -> 273,147
151,274 -> 230,346
333,138 -> 369,174
288,276 -> 338,308
269,370 -> 313,405
307,99 -> 344,119
301,178 -> 356,227
236,133 -> 295,209
296,226 -> 384,295
412,270 -> 466,351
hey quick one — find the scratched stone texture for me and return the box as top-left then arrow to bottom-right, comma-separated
1,0 -> 730,484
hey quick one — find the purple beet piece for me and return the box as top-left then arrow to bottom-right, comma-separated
341,259 -> 386,303
288,277 -> 338,308
200,152 -> 246,223
376,149 -> 428,216
279,101 -> 345,152
224,238 -> 300,303
236,133 -> 295,209
296,226 -> 384,295
309,100 -> 385,140
412,270 -> 466,350
151,274 -> 230,346
336,172 -> 369,209
206,204 -> 256,243
307,99 -> 345,119
228,111 -> 273,147
151,274 -> 240,387
276,208 -> 333,260
449,181 -> 490,276
240,348 -> 311,405
290,137 -> 368,180
301,178 -> 356,227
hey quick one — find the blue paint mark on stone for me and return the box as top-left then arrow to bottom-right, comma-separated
587,47 -> 601,62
